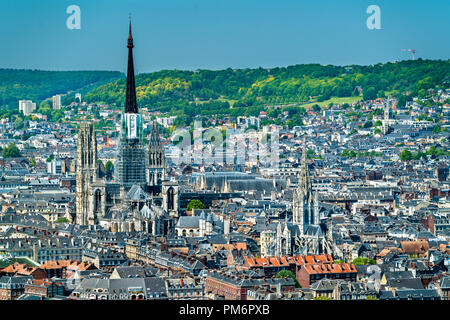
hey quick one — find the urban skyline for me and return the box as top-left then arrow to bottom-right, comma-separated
0,3 -> 449,307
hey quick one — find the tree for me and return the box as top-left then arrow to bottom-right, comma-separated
38,100 -> 51,113
14,117 -> 24,129
341,149 -> 357,158
313,296 -> 333,300
348,150 -> 357,157
105,160 -> 114,173
2,143 -> 21,158
174,114 -> 188,127
28,157 -> 36,167
352,257 -> 377,265
417,89 -> 427,99
275,270 -> 301,288
307,149 -> 318,159
363,121 -> 373,128
397,95 -> 407,108
432,125 -> 441,134
400,149 -> 413,162
363,87 -> 377,101
187,199 -> 206,211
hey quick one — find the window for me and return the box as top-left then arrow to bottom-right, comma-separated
167,187 -> 175,210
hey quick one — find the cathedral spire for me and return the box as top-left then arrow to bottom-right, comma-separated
125,19 -> 138,114
117,19 -> 146,193
128,18 -> 133,47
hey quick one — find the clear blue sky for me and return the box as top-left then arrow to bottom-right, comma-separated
0,0 -> 448,73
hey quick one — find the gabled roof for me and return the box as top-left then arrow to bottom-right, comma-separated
383,271 -> 414,281
303,263 -> 357,275
386,278 -> 424,290
176,216 -> 200,228
112,266 -> 145,278
440,276 -> 450,289
401,240 -> 429,254
395,288 -> 440,299
127,185 -> 148,201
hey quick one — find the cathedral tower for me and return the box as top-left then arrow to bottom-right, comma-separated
382,98 -> 393,134
116,20 -> 146,194
293,137 -> 319,233
76,122 -> 98,225
146,120 -> 166,190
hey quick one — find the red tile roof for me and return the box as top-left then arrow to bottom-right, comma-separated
0,262 -> 43,276
303,263 -> 357,275
245,254 -> 333,268
401,240 -> 429,254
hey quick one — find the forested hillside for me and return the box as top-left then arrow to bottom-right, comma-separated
82,59 -> 450,125
1,60 -> 449,127
0,69 -> 122,108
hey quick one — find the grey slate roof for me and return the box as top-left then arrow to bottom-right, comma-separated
176,216 -> 200,228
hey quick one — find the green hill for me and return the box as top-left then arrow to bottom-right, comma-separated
0,69 -> 123,108
83,59 -> 450,123
2,60 -> 449,126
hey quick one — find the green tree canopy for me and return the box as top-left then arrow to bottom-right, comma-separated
432,125 -> 442,134
28,157 -> 36,167
363,121 -> 373,128
363,87 -> 377,101
275,270 -> 301,288
2,143 -> 21,158
313,296 -> 333,300
352,257 -> 377,265
400,149 -> 413,161
105,160 -> 114,173
78,60 -> 450,117
187,199 -> 206,211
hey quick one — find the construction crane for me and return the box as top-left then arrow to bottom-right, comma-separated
402,49 -> 416,60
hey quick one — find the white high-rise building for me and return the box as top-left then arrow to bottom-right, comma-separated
52,95 -> 62,110
19,100 -> 36,116
47,159 -> 62,175
156,116 -> 176,128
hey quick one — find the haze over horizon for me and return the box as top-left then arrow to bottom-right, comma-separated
0,0 -> 449,73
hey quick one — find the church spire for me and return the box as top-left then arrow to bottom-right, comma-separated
128,18 -> 133,48
125,19 -> 138,114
